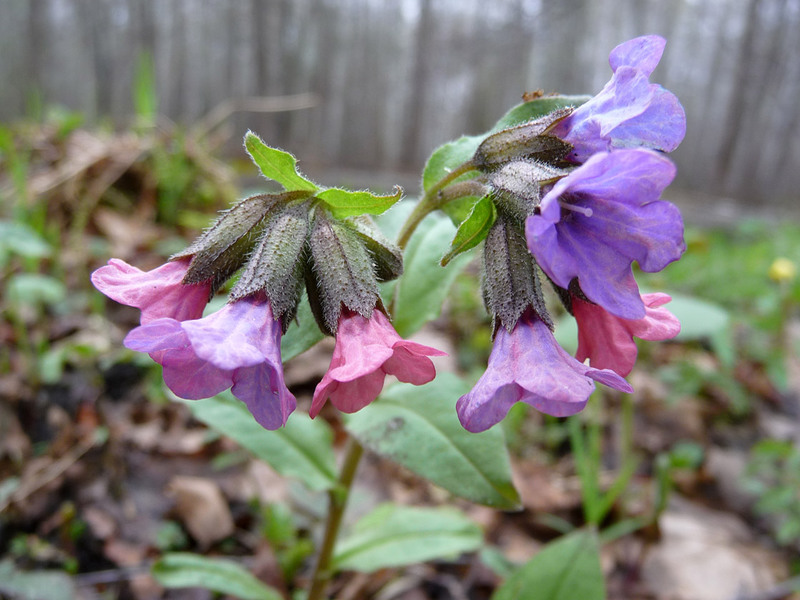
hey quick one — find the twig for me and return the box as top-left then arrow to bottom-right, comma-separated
192,93 -> 320,139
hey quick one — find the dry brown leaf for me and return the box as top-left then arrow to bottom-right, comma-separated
166,475 -> 234,548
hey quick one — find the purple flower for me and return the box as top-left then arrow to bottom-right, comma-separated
91,258 -> 210,324
525,149 -> 685,320
310,308 -> 446,418
552,35 -> 686,164
573,292 -> 681,376
456,310 -> 632,433
124,294 -> 296,430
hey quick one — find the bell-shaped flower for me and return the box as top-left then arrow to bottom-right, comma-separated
525,149 -> 684,320
552,35 -> 686,164
573,292 -> 681,376
124,294 -> 296,430
456,310 -> 632,433
310,308 -> 446,418
91,258 -> 210,324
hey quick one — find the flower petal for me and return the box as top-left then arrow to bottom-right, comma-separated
91,258 -> 210,323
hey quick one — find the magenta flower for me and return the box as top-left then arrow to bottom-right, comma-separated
552,35 -> 686,164
91,258 -> 210,324
124,294 -> 296,430
525,149 -> 684,320
573,292 -> 681,376
456,310 -> 632,433
310,308 -> 447,418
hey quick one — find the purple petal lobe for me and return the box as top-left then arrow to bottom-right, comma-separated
456,312 -> 630,433
526,149 -> 684,320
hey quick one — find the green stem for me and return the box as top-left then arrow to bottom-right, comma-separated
396,160 -> 478,250
307,437 -> 365,600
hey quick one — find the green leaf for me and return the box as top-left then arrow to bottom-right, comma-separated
333,504 -> 483,572
0,221 -> 51,265
184,391 -> 337,492
281,293 -> 325,361
421,95 -> 589,224
318,186 -> 403,218
244,131 -> 318,192
6,273 -> 66,308
392,211 -> 475,337
492,95 -> 591,131
344,373 -> 521,509
422,134 -> 484,224
0,560 -> 77,600
441,195 -> 495,266
492,529 -> 605,600
152,553 -> 283,600
666,292 -> 731,340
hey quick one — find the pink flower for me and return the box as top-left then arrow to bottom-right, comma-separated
573,292 -> 681,376
456,310 -> 632,433
310,308 -> 447,418
91,258 -> 210,323
124,294 -> 296,430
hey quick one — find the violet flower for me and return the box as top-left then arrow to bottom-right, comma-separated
525,149 -> 685,320
124,294 -> 296,430
552,35 -> 686,164
91,258 -> 210,324
456,310 -> 632,433
573,292 -> 681,376
310,308 -> 446,418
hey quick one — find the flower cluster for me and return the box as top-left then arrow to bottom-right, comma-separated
93,35 -> 686,436
92,181 -> 443,430
456,35 -> 685,432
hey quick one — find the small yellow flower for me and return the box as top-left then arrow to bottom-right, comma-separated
768,257 -> 797,282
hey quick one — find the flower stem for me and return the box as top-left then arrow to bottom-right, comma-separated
396,160 -> 478,249
307,437 -> 365,600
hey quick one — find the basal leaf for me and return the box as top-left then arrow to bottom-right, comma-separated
244,131 -> 318,192
441,195 -> 495,266
391,210 -> 476,337
333,504 -> 483,572
0,560 -> 77,600
492,529 -> 605,600
318,186 -> 403,218
184,391 -> 336,492
152,553 -> 282,600
344,373 -> 521,509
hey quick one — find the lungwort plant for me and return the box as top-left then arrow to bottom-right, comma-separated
93,35 -> 686,600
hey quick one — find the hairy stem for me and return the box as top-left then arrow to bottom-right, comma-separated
396,160 -> 478,249
307,437 -> 365,600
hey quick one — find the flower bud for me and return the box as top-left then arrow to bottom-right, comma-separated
230,200 -> 311,330
473,107 -> 574,170
176,191 -> 312,293
348,216 -> 403,282
488,160 -> 567,221
482,212 -> 551,333
306,209 -> 381,335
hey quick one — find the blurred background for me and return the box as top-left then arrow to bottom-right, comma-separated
2,1 -> 800,599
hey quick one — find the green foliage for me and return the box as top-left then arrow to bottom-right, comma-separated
0,560 -> 77,600
333,504 -> 483,572
344,373 -> 521,509
244,131 -> 318,192
422,95 -> 588,225
742,439 -> 800,545
152,553 -> 283,600
317,186 -> 403,218
492,529 -> 605,600
184,391 -> 337,492
281,294 -> 326,361
390,209 -> 476,336
441,195 -> 495,266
